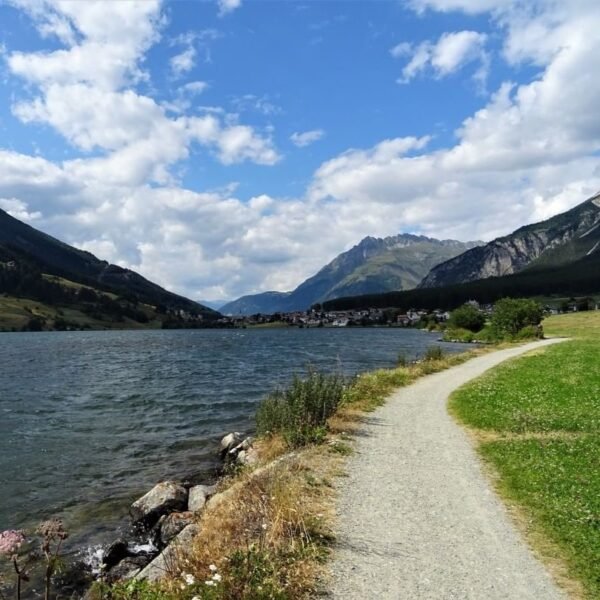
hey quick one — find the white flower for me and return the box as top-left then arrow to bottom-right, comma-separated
212,573 -> 222,582
209,564 -> 218,572
183,573 -> 195,585
205,580 -> 215,586
262,523 -> 268,530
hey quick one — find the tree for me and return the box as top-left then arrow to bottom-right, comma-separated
448,304 -> 485,332
576,297 -> 592,312
23,316 -> 44,331
490,298 -> 543,337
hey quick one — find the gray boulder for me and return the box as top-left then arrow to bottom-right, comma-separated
236,446 -> 259,466
130,482 -> 188,528
102,539 -> 129,571
136,524 -> 201,582
228,436 -> 254,457
188,484 -> 217,512
157,511 -> 195,546
219,432 -> 242,457
105,556 -> 149,583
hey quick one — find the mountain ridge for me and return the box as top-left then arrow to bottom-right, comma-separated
221,233 -> 480,315
0,208 -> 218,323
419,193 -> 600,288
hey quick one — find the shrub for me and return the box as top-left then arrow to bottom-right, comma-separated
442,328 -> 474,343
256,371 -> 345,447
396,352 -> 408,367
448,304 -> 485,332
423,346 -> 444,361
473,325 -> 502,343
513,324 -> 543,340
491,298 -> 543,338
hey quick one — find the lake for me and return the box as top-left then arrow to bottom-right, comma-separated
0,327 -> 469,557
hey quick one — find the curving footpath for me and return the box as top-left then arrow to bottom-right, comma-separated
329,338 -> 567,600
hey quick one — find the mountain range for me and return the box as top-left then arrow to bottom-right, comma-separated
221,234 -> 480,315
419,192 -> 600,288
322,192 -> 600,313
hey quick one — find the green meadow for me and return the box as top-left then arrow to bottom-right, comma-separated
450,311 -> 600,599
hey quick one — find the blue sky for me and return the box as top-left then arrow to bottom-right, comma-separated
1,0 -> 599,303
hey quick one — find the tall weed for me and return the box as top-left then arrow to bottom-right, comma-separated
256,372 -> 345,447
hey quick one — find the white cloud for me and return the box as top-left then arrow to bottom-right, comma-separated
215,125 -> 281,165
6,1 -> 280,182
231,94 -> 282,116
217,0 -> 242,17
290,129 -> 325,147
409,0 -> 512,14
395,30 -> 488,83
170,46 -> 196,76
181,81 -> 209,95
0,197 -> 42,222
7,0 -> 162,89
163,81 -> 209,114
389,42 -> 412,59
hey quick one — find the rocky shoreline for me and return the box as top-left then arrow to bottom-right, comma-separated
81,432 -> 257,595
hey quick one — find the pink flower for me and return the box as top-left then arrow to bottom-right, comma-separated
0,530 -> 25,556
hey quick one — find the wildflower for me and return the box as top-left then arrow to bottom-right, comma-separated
36,519 -> 67,543
212,573 -> 222,582
0,530 -> 25,555
205,580 -> 215,586
209,564 -> 218,572
182,573 -> 195,585
262,523 -> 268,530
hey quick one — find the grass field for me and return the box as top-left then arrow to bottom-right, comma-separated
450,311 -> 600,598
0,294 -> 162,331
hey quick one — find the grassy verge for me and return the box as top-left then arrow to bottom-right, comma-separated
450,311 -> 600,599
95,345 -> 486,600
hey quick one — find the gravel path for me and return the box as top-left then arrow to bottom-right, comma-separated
329,339 -> 567,600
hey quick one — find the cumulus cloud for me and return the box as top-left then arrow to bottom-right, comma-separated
394,30 -> 488,83
0,197 -> 42,222
290,129 -> 325,147
217,0 -> 242,17
7,0 -> 162,89
6,1 -> 279,179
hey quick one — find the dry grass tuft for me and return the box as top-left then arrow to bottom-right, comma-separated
158,447 -> 341,599
252,435 -> 288,464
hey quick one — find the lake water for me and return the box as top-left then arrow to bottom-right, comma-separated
0,328 -> 469,556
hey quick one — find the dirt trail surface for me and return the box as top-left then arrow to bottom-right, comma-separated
329,339 -> 567,600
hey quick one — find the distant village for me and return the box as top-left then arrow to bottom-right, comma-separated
208,297 -> 597,329
222,307 -> 455,328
